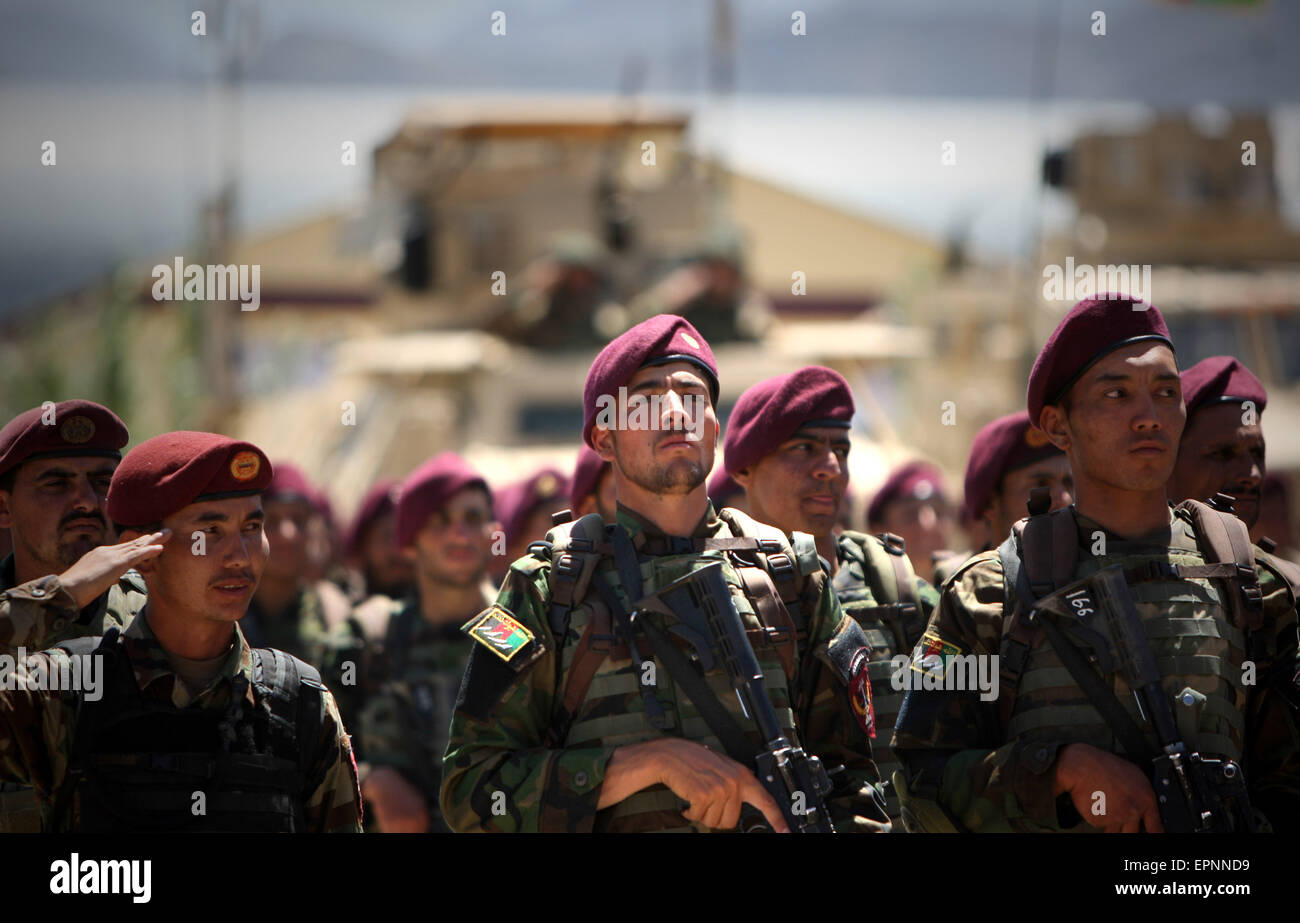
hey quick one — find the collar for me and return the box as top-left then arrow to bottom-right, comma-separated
614,501 -> 723,556
121,610 -> 255,708
1073,504 -> 1177,546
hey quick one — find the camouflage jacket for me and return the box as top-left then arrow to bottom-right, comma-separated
0,553 -> 145,655
832,531 -> 939,822
441,504 -> 884,833
329,592 -> 482,832
0,611 -> 362,832
892,506 -> 1300,832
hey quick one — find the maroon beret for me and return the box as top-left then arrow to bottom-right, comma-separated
0,400 -> 129,480
582,314 -> 719,448
395,452 -> 490,549
343,478 -> 399,559
106,431 -> 273,527
569,446 -> 610,511
498,468 -> 568,546
723,366 -> 854,476
867,460 -> 947,526
963,411 -> 1064,523
1181,356 -> 1267,417
707,468 -> 744,506
1026,295 -> 1173,427
264,461 -> 316,504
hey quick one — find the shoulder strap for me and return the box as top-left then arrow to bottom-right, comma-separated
1021,507 -> 1079,599
1175,499 -> 1264,632
545,513 -> 608,638
996,509 -> 1078,735
251,648 -> 325,783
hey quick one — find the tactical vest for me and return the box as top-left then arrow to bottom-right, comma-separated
539,508 -> 822,832
995,500 -> 1269,766
47,629 -> 324,833
833,530 -> 925,823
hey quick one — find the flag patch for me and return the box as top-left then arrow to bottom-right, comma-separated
910,631 -> 962,680
466,606 -> 535,662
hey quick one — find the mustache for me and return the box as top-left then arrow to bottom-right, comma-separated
210,570 -> 256,586
59,511 -> 106,530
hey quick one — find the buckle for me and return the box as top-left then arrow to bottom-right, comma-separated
757,538 -> 783,554
880,532 -> 907,556
766,552 -> 794,578
554,553 -> 580,580
1237,564 -> 1264,611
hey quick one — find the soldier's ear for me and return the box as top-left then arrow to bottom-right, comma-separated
590,426 -> 616,463
0,490 -> 11,530
1038,405 -> 1072,453
731,467 -> 752,489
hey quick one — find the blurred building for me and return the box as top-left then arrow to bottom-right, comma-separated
1039,110 -> 1300,509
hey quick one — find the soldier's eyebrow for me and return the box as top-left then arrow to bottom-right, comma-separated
194,511 -> 230,523
35,466 -> 78,481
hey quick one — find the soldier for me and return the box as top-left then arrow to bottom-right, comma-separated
441,314 -> 886,833
569,445 -> 615,522
490,468 -> 568,583
1166,356 -> 1267,529
0,431 -> 362,832
345,452 -> 499,833
866,461 -> 956,583
723,365 -> 939,823
932,411 -> 1073,584
341,478 -> 414,603
0,400 -> 150,832
706,468 -> 748,516
0,400 -> 149,654
242,461 -> 351,663
892,295 -> 1300,833
1255,473 -> 1295,559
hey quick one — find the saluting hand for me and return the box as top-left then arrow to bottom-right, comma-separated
58,529 -> 171,609
1054,742 -> 1164,833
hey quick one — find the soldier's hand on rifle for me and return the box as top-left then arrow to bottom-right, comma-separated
599,738 -> 790,832
1054,742 -> 1164,833
361,765 -> 430,833
59,529 -> 171,609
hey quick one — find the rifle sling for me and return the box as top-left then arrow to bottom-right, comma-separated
605,525 -> 761,766
1035,609 -> 1157,766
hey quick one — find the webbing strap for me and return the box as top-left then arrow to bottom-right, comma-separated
1036,611 -> 1156,763
637,617 -> 759,765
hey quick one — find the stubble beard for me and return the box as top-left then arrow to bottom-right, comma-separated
615,446 -> 706,496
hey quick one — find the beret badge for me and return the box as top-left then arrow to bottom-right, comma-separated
230,451 -> 261,481
59,415 -> 96,444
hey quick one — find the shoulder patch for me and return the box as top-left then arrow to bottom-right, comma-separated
910,630 -> 964,680
465,605 -> 537,663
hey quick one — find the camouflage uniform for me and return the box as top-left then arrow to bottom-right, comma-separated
0,611 -> 362,832
344,594 -> 480,832
892,505 -> 1300,832
832,530 -> 939,823
0,553 -> 144,655
441,505 -> 885,833
0,554 -> 146,832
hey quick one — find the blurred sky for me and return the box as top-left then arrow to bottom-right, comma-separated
2,0 -> 1298,314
